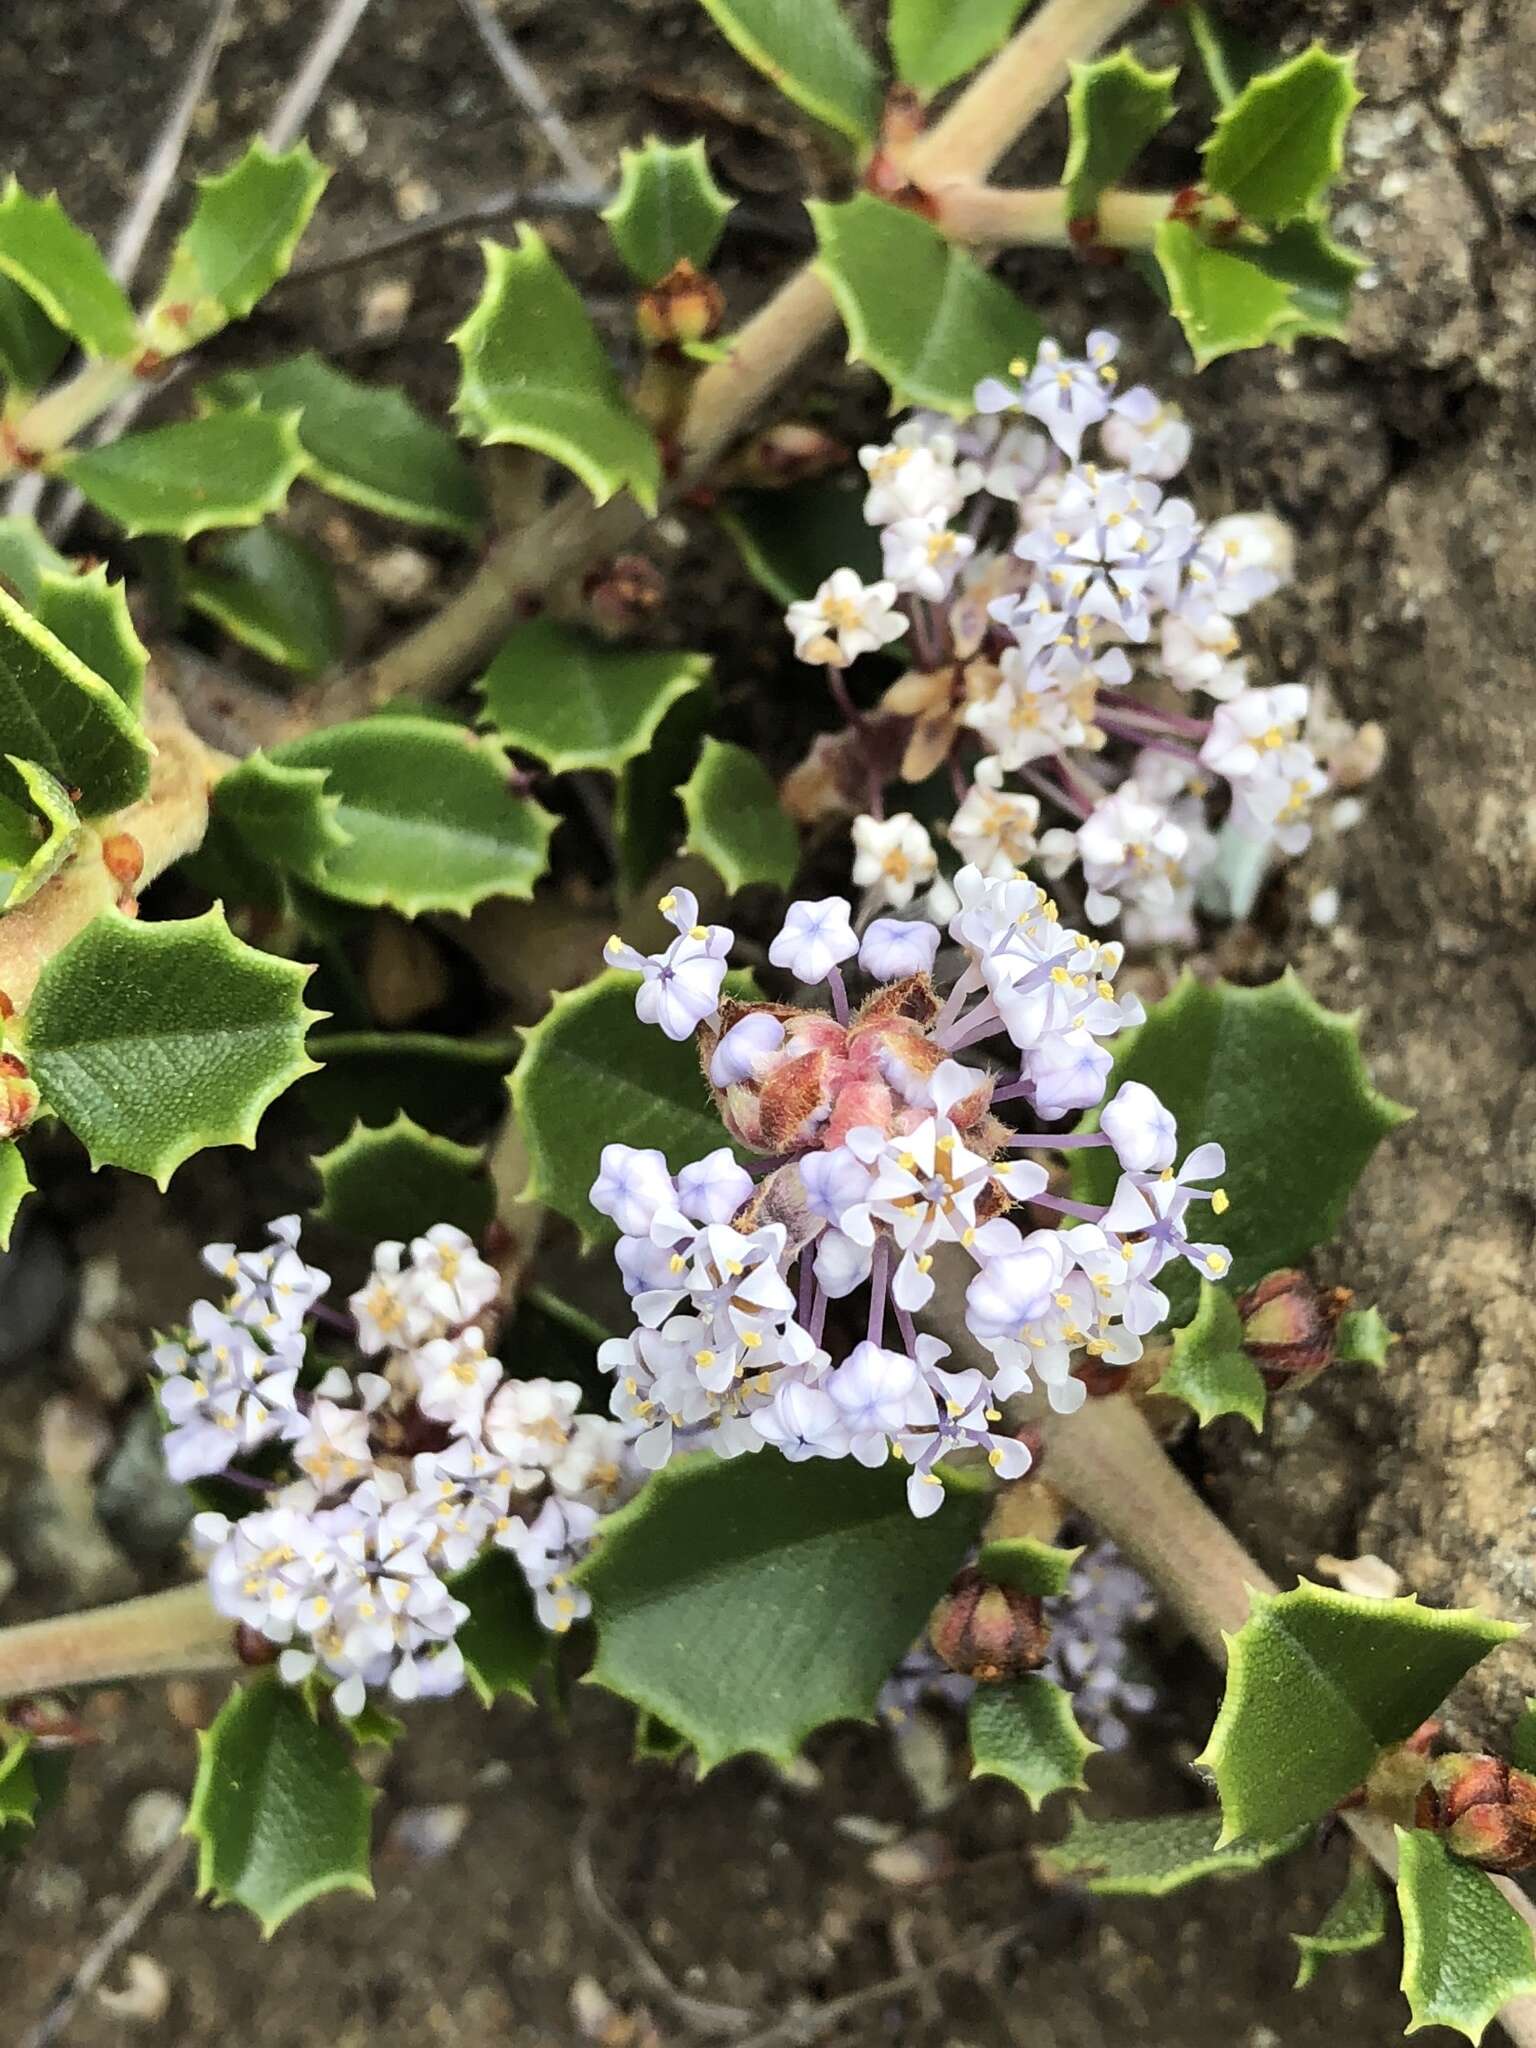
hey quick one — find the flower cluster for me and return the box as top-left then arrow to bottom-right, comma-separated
154,1220 -> 634,1717
784,331 -> 1328,943
597,871 -> 1231,1516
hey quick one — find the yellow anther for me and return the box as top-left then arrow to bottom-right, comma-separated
1212,1188 -> 1230,1216
658,893 -> 677,912
689,924 -> 708,940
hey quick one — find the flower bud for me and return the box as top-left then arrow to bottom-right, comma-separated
1415,1754 -> 1536,1874
234,1622 -> 281,1669
1236,1268 -> 1344,1392
0,1051 -> 39,1139
583,552 -> 665,636
928,1566 -> 1049,1683
635,259 -> 725,350
736,422 -> 847,488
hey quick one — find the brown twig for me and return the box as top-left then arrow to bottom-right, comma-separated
19,1836 -> 193,2048
727,1925 -> 1021,2048
453,0 -> 606,198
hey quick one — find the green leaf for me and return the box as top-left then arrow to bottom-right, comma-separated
187,1678 -> 374,1936
476,619 -> 710,777
0,181 -> 138,359
968,1677 -> 1096,1809
581,1454 -> 986,1768
1513,1699 -> 1536,1776
25,905 -> 321,1186
146,141 -> 328,348
0,754 -> 79,910
0,1736 -> 38,1828
451,231 -> 660,511
314,1113 -> 493,1243
678,736 -> 798,894
295,1028 -> 512,1141
1397,1827 -> 1536,2042
1156,1281 -> 1267,1429
975,1534 -> 1082,1598
1202,46 -> 1361,225
345,1702 -> 405,1750
889,0 -> 1029,99
602,138 -> 734,285
54,410 -> 307,540
1238,218 -> 1363,344
1153,218 -> 1296,369
717,479 -> 881,606
186,527 -> 344,677
1062,52 -> 1179,224
0,275 -> 67,393
812,194 -> 1043,415
0,517 -> 68,605
0,580 -> 151,817
1040,1808 -> 1305,1895
695,0 -> 881,145
212,751 -> 350,882
507,1286 -> 615,1410
1198,1581 -> 1521,1846
1182,2 -> 1260,109
511,967 -> 741,1248
452,1549 -> 551,1706
0,1141 -> 33,1249
1072,972 -> 1409,1326
614,686 -> 712,899
201,353 -> 484,537
635,1712 -> 690,1763
34,565 -> 147,712
1337,1303 -> 1393,1368
272,717 -> 555,916
1293,1855 -> 1388,1989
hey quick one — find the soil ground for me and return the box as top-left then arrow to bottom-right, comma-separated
3,0 -> 1535,2042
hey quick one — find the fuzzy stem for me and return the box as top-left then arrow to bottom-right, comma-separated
2,360 -> 138,477
0,1583 -> 236,1699
932,184 -> 1175,248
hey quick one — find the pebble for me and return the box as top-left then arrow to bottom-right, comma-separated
362,545 -> 438,610
121,1789 -> 187,1867
384,1803 -> 469,1861
96,1954 -> 171,2026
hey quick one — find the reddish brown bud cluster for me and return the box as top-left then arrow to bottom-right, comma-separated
635,259 -> 725,351
0,1050 -> 38,1140
583,553 -> 665,636
1415,1754 -> 1536,1874
1237,1268 -> 1348,1392
929,1567 -> 1050,1682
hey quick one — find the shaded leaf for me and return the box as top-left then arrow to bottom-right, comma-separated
602,138 -> 733,285
0,1735 -> 37,1827
505,1287 -> 615,1409
0,275 -> 67,393
0,516 -> 68,605
968,1677 -> 1096,1810
1513,1699 -> 1536,1776
581,1455 -> 986,1768
889,0 -> 1030,99
26,906 -> 321,1186
614,686 -> 712,899
1336,1303 -> 1393,1368
1155,1281 -> 1266,1429
295,1028 -> 513,1142
1182,1 -> 1261,108
0,181 -> 137,359
147,141 -> 328,347
1062,52 -> 1179,224
0,580 -> 150,817
34,565 -> 147,711
975,1534 -> 1081,1598
187,1678 -> 373,1936
716,478 -> 881,606
635,1712 -> 690,1762
679,735 -> 798,894
0,754 -> 79,910
452,1549 -> 551,1706
186,527 -> 344,677
1040,1807 -> 1305,1895
811,193 -> 1042,415
452,231 -> 660,511
55,409 -> 307,540
1397,1827 -> 1536,2042
1198,1581 -> 1520,1845
1202,46 -> 1360,225
1293,1854 -> 1388,1989
212,751 -> 350,880
1239,218 -> 1363,343
314,1112 -> 493,1242
476,618 -> 710,777
695,0 -> 881,145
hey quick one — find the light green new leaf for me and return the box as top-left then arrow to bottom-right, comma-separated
272,717 -> 555,917
0,182 -> 138,359
452,231 -> 660,510
1040,1808 -> 1305,1895
1062,52 -> 1179,224
1156,1281 -> 1267,1429
452,1551 -> 552,1706
581,1455 -> 986,1768
602,138 -> 733,285
0,580 -> 150,817
187,1679 -> 373,1936
54,410 -> 307,540
1072,971 -> 1408,1326
0,516 -> 69,605
511,968 -> 744,1248
25,906 -> 322,1186
146,141 -> 328,348
0,1736 -> 38,1828
202,353 -> 484,536
968,1677 -> 1096,1810
186,527 -> 344,677
1154,219 -> 1297,370
0,1141 -> 33,1249
1513,1698 -> 1536,1775
212,751 -> 350,880
1202,46 -> 1361,225
1293,1854 -> 1387,1989
812,194 -> 1043,415
1337,1303 -> 1393,1367
0,755 -> 79,911
314,1112 -> 493,1243
0,275 -> 67,393
695,0 -> 881,145
1397,1827 -> 1536,2042
679,736 -> 798,894
476,618 -> 710,776
889,0 -> 1030,99
717,479 -> 881,606
1198,1581 -> 1521,1845
975,1534 -> 1082,1598
35,565 -> 147,712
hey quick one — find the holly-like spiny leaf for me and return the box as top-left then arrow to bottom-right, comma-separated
716,478 -> 881,606
476,618 -> 710,777
0,181 -> 138,359
975,1534 -> 1082,1598
0,579 -> 150,817
186,1677 -> 374,1936
1153,219 -> 1298,371
1062,52 -> 1180,225
1202,45 -> 1360,226
0,754 -> 79,911
186,527 -> 344,677
968,1676 -> 1097,1810
0,1141 -> 33,1250
0,274 -> 67,394
313,1112 -> 493,1243
1039,1807 -> 1306,1895
695,0 -> 881,145
1198,1581 -> 1521,1846
1156,1281 -> 1267,1429
602,138 -> 733,285
1293,1853 -> 1388,1989
1337,1303 -> 1393,1368
295,1028 -> 513,1142
1397,1827 -> 1536,2042
888,0 -> 1030,100
53,409 -> 307,540
812,194 -> 1042,416
34,565 -> 147,712
0,516 -> 68,605
211,751 -> 350,886
451,1550 -> 552,1707
1238,218 -> 1364,344
678,735 -> 799,895
145,141 -> 328,349
580,1454 -> 986,1769
452,231 -> 660,511
614,684 -> 712,900
24,905 -> 322,1187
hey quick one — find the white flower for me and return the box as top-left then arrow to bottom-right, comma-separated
881,513 -> 976,601
1099,1080 -> 1177,1173
501,1496 -> 598,1633
1073,778 -> 1192,926
851,812 -> 937,910
153,1301 -> 303,1483
202,1214 -> 330,1338
825,1342 -> 936,1465
708,1010 -> 785,1087
292,1394 -> 379,1494
482,1376 -> 583,1475
785,569 -> 906,667
197,1501 -> 332,1642
949,765 -> 1041,878
974,332 -> 1120,461
605,887 -> 733,1041
1014,466 -> 1194,644
1199,685 -> 1310,783
676,1148 -> 754,1225
769,896 -> 858,985
858,917 -> 941,981
859,439 -> 974,525
1101,398 -> 1192,480
753,1380 -> 849,1462
978,423 -> 1052,503
407,1224 -> 500,1329
413,1326 -> 502,1432
1159,607 -> 1246,699
349,1240 -> 433,1356
590,1145 -> 682,1239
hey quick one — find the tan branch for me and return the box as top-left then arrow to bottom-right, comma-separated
932,184 -> 1175,248
0,1581 -> 235,1697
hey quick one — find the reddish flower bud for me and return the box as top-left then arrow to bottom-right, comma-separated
635,259 -> 725,350
1415,1753 -> 1536,1874
0,1051 -> 38,1139
736,422 -> 847,488
1237,1268 -> 1345,1392
583,553 -> 665,636
929,1567 -> 1050,1683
